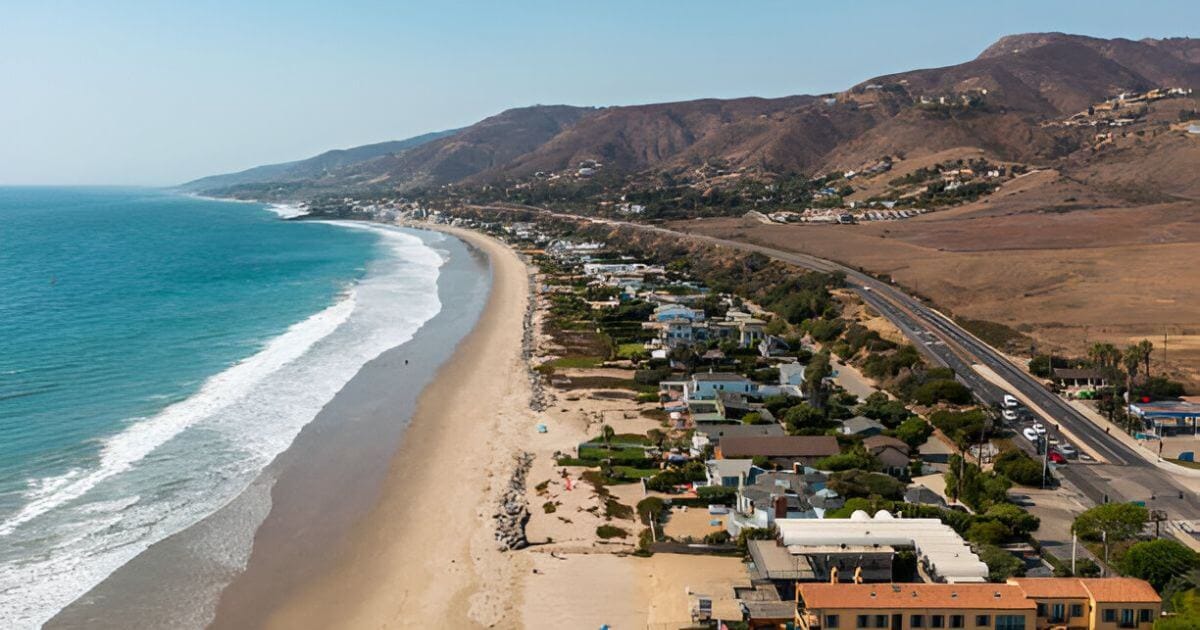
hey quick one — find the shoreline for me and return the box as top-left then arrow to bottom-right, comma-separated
211,224 -> 535,628
44,222 -> 489,629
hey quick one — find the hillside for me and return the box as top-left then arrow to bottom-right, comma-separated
184,32 -> 1199,198
180,130 -> 458,193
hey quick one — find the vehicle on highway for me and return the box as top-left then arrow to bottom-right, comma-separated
1002,409 -> 1018,422
1056,444 -> 1078,459
1049,451 -> 1067,465
1003,394 -> 1019,409
1031,422 -> 1047,435
1023,427 -> 1039,442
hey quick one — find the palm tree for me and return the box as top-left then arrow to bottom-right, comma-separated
1137,339 -> 1154,379
1123,345 -> 1143,399
600,423 -> 615,451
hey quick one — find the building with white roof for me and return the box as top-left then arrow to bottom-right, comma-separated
775,510 -> 989,583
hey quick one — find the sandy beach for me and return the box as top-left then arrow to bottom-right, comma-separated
211,226 -> 536,629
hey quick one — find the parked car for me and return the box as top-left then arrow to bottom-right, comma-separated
1031,423 -> 1047,435
1002,409 -> 1018,422
1023,427 -> 1039,442
1056,444 -> 1078,459
1049,451 -> 1067,465
1003,394 -> 1020,409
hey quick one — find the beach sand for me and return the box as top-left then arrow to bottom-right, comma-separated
210,226 -> 536,629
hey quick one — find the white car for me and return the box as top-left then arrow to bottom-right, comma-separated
1022,427 -> 1039,442
1002,409 -> 1018,422
1057,444 -> 1078,458
1003,394 -> 1019,409
1031,423 -> 1047,435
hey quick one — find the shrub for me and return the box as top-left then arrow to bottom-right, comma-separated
1119,539 -> 1200,590
984,503 -> 1040,537
913,379 -> 974,406
892,416 -> 933,449
993,449 -> 1049,487
977,544 -> 1024,582
596,524 -> 629,539
696,485 -> 738,503
704,530 -> 732,545
828,470 -> 906,500
966,520 -> 1012,545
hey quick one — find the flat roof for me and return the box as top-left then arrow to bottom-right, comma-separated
749,540 -> 816,580
1130,400 -> 1200,418
720,436 -> 840,458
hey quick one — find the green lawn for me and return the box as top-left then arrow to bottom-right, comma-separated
546,355 -> 606,369
616,342 -> 648,359
1168,458 -> 1200,470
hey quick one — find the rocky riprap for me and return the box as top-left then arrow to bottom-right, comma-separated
523,270 -> 549,412
494,451 -> 535,551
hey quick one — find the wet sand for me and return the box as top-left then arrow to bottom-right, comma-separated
47,226 -> 494,629
211,226 -> 535,629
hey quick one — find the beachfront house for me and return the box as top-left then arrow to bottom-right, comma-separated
717,435 -> 839,467
661,372 -> 757,403
839,415 -> 885,437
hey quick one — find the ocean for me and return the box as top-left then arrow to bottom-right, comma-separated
0,188 -> 452,627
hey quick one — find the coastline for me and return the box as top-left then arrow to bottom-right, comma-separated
43,220 -> 490,629
210,224 -> 535,628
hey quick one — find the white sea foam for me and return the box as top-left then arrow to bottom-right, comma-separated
264,203 -> 309,219
0,224 -> 445,629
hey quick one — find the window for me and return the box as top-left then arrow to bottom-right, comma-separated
995,615 -> 1026,630
950,615 -> 964,629
826,615 -> 840,628
858,615 -> 870,628
1139,609 -> 1152,623
1070,604 -> 1084,618
932,615 -> 945,628
976,616 -> 990,627
911,615 -> 926,628
875,615 -> 889,629
1050,604 -> 1065,623
1103,609 -> 1116,623
1035,604 -> 1046,617
1120,609 -> 1135,628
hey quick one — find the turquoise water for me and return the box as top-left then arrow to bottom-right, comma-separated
0,189 -> 374,494
0,188 -> 447,626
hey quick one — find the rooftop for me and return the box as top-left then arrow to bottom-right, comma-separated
720,436 -> 840,459
799,583 -> 1035,610
692,372 -> 752,382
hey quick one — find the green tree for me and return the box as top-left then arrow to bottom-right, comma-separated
977,544 -> 1024,582
600,424 -> 615,450
984,503 -> 1041,537
1118,539 -> 1200,591
892,416 -> 934,449
1072,503 -> 1149,542
967,521 -> 1012,546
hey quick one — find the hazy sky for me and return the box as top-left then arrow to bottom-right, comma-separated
3,1 -> 1198,185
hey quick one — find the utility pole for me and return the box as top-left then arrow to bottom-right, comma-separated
1071,533 -> 1077,576
1041,434 -> 1050,489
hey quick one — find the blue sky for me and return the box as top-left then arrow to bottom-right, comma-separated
2,1 -> 1197,185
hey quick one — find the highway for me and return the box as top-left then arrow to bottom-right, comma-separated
476,203 -> 1200,524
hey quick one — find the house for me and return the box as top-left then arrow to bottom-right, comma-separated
691,423 -> 786,456
904,484 -> 948,509
716,391 -> 754,421
863,435 -> 911,475
1053,368 -> 1108,390
705,459 -> 762,487
653,304 -> 705,322
717,435 -> 840,467
779,362 -> 807,387
840,416 -> 885,437
679,372 -> 757,401
727,470 -> 828,534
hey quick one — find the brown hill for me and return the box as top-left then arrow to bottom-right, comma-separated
186,33 -> 1199,197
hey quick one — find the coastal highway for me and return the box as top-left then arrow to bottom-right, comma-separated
473,203 -> 1200,524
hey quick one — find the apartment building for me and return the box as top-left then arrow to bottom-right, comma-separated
795,578 -> 1160,630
